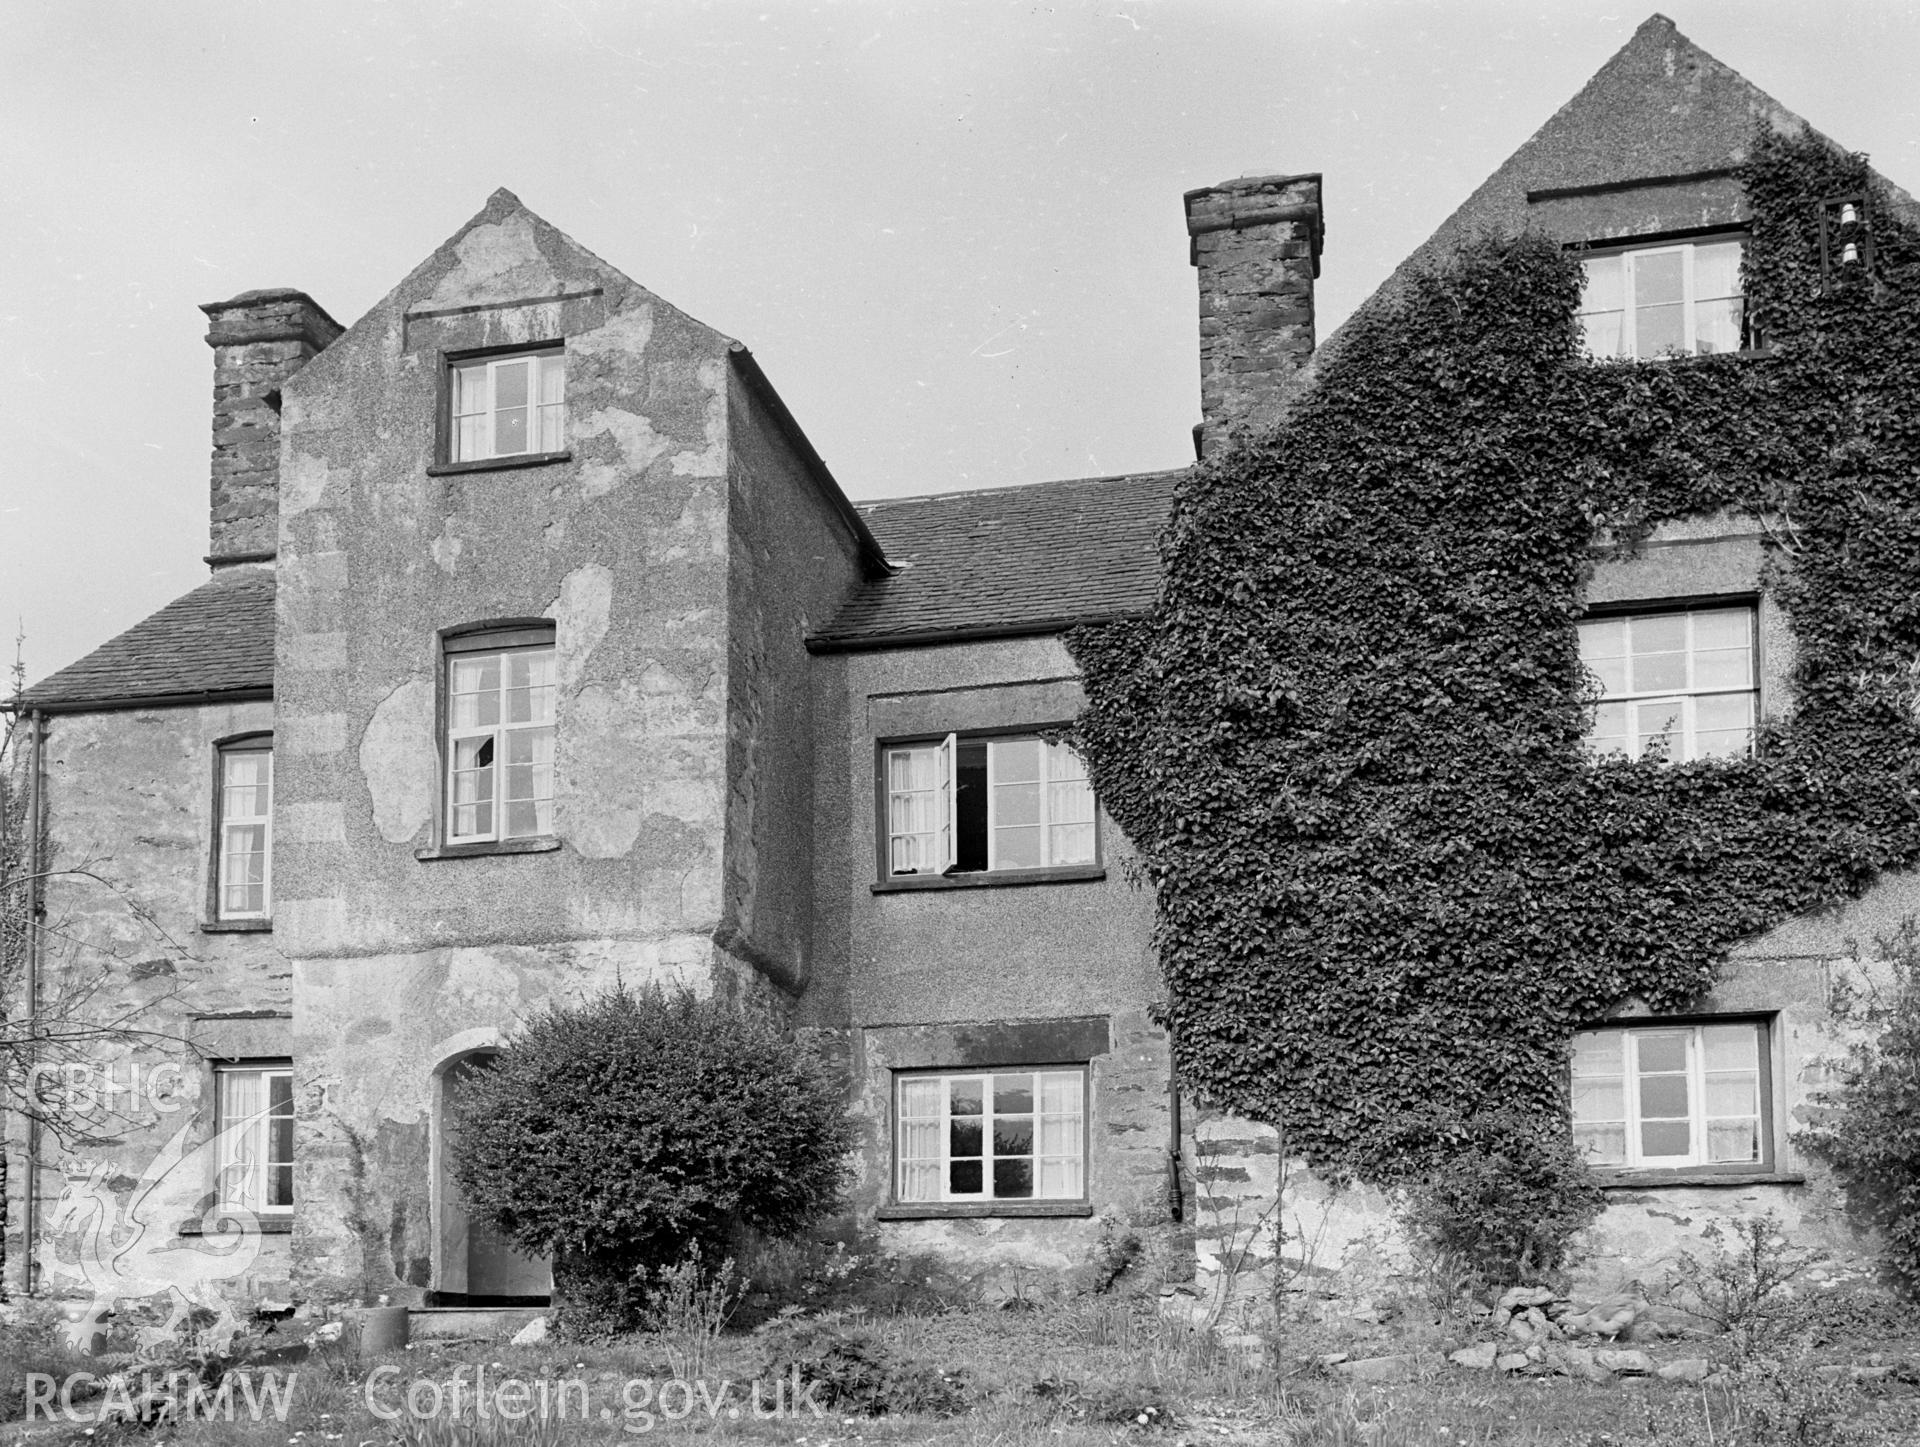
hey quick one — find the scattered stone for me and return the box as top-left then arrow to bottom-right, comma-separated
1497,1285 -> 1558,1313
1657,1358 -> 1710,1383
510,1316 -> 549,1347
1495,1352 -> 1530,1373
1449,1342 -> 1499,1370
1554,1345 -> 1612,1383
1524,1344 -> 1544,1363
1596,1349 -> 1653,1376
313,1322 -> 344,1344
1318,1352 -> 1350,1368
1332,1355 -> 1414,1383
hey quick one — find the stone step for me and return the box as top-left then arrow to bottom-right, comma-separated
406,1306 -> 544,1341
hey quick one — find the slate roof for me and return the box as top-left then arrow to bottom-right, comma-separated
811,469 -> 1182,651
14,571 -> 276,713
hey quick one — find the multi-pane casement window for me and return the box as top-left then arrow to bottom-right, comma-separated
1578,606 -> 1757,761
895,1069 -> 1087,1203
1571,1020 -> 1771,1172
445,628 -> 557,843
215,1063 -> 295,1214
449,348 -> 566,462
1578,237 -> 1746,360
215,739 -> 272,920
883,734 -> 1096,878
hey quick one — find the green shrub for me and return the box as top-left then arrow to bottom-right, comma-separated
1799,922 -> 1920,1300
447,985 -> 855,1336
1385,1106 -> 1602,1290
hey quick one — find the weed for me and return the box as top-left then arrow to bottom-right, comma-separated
634,1252 -> 739,1379
1664,1211 -> 1821,1358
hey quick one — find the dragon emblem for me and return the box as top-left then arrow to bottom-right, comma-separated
40,1110 -> 272,1352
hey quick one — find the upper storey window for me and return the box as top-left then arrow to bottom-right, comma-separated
450,348 -> 566,462
216,738 -> 272,920
446,627 -> 557,843
1578,606 -> 1757,762
884,734 -> 1096,879
1578,238 -> 1746,360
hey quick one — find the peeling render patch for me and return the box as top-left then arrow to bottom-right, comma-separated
578,408 -> 673,498
360,678 -> 436,843
568,299 -> 655,366
546,565 -> 613,691
559,683 -> 645,859
670,359 -> 729,479
424,214 -> 558,312
280,451 -> 334,518
430,516 -> 463,575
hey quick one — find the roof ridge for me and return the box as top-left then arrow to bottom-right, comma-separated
856,467 -> 1186,513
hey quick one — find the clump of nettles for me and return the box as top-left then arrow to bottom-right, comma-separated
1069,124 -> 1920,1195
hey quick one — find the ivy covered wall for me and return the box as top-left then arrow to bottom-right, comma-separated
1069,129 -> 1920,1185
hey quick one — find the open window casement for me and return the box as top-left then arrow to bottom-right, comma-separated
884,733 -> 959,876
935,731 -> 958,874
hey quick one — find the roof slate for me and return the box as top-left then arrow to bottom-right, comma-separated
16,571 -> 276,712
812,470 -> 1181,650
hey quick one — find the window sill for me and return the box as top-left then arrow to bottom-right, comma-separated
200,918 -> 272,934
427,451 -> 571,477
875,1201 -> 1095,1220
179,1217 -> 293,1236
1596,1169 -> 1805,1190
415,837 -> 563,862
873,865 -> 1106,894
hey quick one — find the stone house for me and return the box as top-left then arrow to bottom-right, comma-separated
3,13 -> 1911,1326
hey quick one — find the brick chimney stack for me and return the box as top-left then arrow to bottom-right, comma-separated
200,289 -> 343,567
1185,173 -> 1323,458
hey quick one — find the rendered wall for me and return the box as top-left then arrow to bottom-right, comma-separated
268,191 -> 863,1304
808,635 -> 1176,1274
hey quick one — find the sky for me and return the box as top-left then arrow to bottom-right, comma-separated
3,1 -> 1918,688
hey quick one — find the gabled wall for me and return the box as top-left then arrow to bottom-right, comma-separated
269,191 -> 864,1303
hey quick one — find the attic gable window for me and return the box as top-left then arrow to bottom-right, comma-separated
1578,238 -> 1745,360
449,348 -> 566,462
883,734 -> 1095,880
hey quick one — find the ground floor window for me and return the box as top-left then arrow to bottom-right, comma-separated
895,1068 -> 1086,1202
1570,1019 -> 1771,1171
216,1063 -> 294,1213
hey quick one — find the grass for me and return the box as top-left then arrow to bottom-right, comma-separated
3,1284 -> 1919,1446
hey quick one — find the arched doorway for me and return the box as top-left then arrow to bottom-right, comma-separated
432,1049 -> 552,1304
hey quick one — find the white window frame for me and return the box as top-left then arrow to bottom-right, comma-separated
985,737 -> 1096,872
444,630 -> 558,845
215,1063 -> 295,1215
448,348 -> 566,462
884,733 -> 958,876
1578,605 -> 1758,762
1570,1020 -> 1773,1173
894,1068 -> 1088,1204
1578,236 -> 1747,360
881,733 -> 1097,879
215,740 -> 272,921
